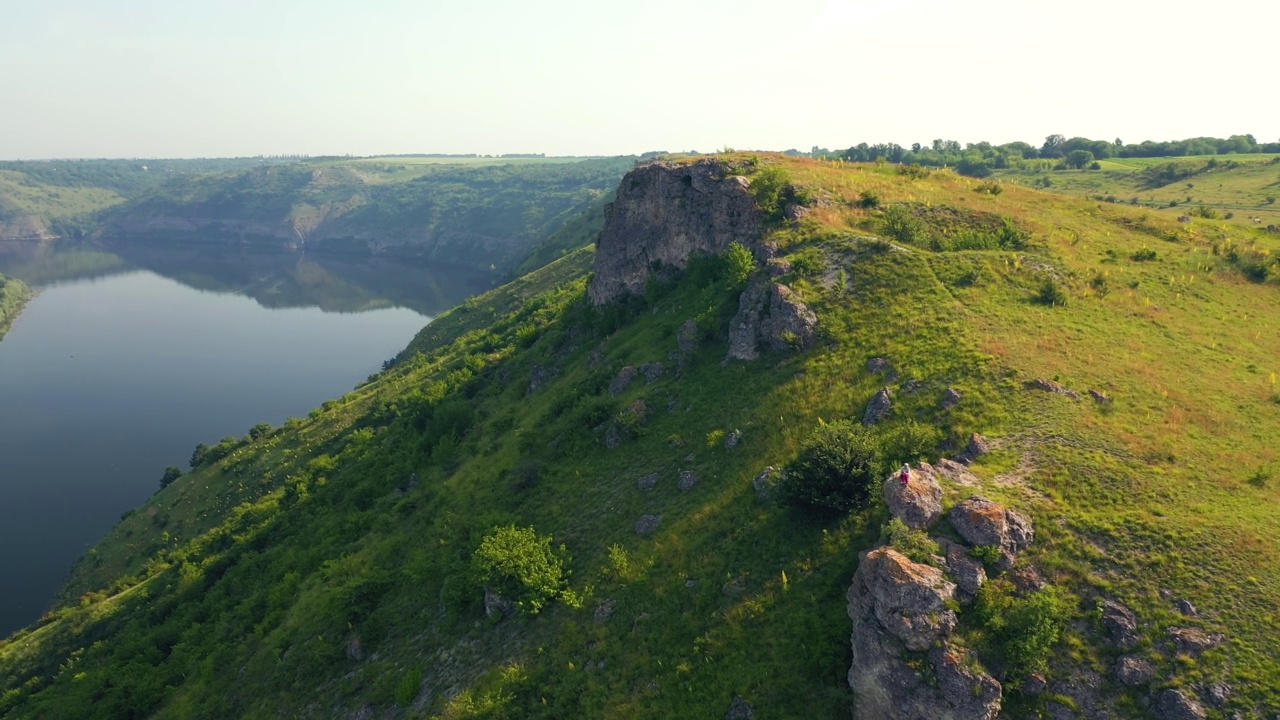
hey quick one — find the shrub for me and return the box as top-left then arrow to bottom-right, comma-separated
973,580 -> 1073,677
160,466 -> 183,489
1035,278 -> 1068,306
883,517 -> 940,564
723,242 -> 756,288
878,420 -> 942,467
472,525 -> 568,614
1089,271 -> 1110,297
881,205 -> 927,245
748,166 -> 790,220
897,164 -> 930,179
969,544 -> 1002,566
1131,248 -> 1158,262
248,422 -> 273,441
975,180 -> 1004,196
782,420 -> 881,517
857,190 -> 881,208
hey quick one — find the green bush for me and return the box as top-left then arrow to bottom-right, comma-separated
881,205 -> 927,245
160,466 -> 183,489
857,190 -> 881,208
973,580 -> 1073,677
878,420 -> 942,467
472,525 -> 568,614
782,421 -> 881,517
748,166 -> 790,220
883,517 -> 940,564
1131,248 -> 1158,262
1035,278 -> 1068,306
723,242 -> 756,288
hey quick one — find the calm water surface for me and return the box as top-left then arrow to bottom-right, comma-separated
0,243 -> 493,634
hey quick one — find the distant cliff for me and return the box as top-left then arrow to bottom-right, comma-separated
103,158 -> 635,273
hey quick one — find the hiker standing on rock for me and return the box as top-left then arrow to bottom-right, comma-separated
899,464 -> 910,486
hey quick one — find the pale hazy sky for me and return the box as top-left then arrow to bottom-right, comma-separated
2,0 -> 1276,159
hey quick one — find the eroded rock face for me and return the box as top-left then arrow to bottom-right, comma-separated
588,160 -> 764,305
848,550 -> 1002,720
852,548 -> 957,652
1113,654 -> 1155,686
883,466 -> 943,530
727,282 -> 818,360
948,496 -> 1033,571
942,540 -> 987,603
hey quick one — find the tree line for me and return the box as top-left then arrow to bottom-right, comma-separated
813,134 -> 1280,178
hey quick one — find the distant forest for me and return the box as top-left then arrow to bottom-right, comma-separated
797,134 -> 1280,178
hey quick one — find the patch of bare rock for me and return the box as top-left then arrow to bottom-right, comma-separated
726,281 -> 817,360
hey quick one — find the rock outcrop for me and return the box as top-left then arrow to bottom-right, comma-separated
588,160 -> 764,305
1153,688 -> 1207,720
847,547 -> 1001,720
883,466 -> 943,530
862,387 -> 894,425
1100,599 -> 1141,650
948,496 -> 1033,571
726,281 -> 818,360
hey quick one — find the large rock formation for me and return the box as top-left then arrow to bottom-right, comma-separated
883,466 -> 944,530
588,160 -> 764,305
847,548 -> 1001,720
726,281 -> 818,360
948,496 -> 1033,571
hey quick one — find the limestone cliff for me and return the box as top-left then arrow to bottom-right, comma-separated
587,160 -> 764,305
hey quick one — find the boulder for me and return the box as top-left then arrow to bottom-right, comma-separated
588,160 -> 765,305
594,598 -> 617,624
637,473 -> 660,491
635,515 -> 661,536
725,695 -> 755,720
609,366 -> 639,395
962,433 -> 990,464
1100,600 -> 1141,650
1205,682 -> 1231,707
676,319 -> 700,360
1168,627 -> 1224,655
1023,378 -> 1081,400
1153,689 -> 1207,720
725,429 -> 742,449
1175,598 -> 1199,617
641,361 -> 665,383
1112,654 -> 1155,686
528,364 -> 559,393
942,540 -> 986,603
883,466 -> 943,530
947,496 -> 1034,571
867,357 -> 892,374
752,466 -> 783,502
941,387 -> 963,409
484,586 -> 516,619
678,470 -> 699,492
727,282 -> 817,360
862,387 -> 894,425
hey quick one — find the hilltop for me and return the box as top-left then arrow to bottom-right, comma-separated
2,154 -> 1279,719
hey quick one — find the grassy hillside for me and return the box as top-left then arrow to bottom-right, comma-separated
0,272 -> 31,341
3,155 -> 1279,719
995,154 -> 1280,228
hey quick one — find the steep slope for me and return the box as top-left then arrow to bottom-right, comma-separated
102,158 -> 634,274
3,155 -> 1279,719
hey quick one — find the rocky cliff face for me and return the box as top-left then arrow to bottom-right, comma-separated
587,160 -> 764,305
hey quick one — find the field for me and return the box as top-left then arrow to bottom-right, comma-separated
996,153 -> 1280,227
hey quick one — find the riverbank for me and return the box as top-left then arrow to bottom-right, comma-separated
0,273 -> 31,342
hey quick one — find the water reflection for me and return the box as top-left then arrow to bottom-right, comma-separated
0,239 -> 498,315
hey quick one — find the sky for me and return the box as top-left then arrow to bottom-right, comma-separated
1,0 -> 1277,159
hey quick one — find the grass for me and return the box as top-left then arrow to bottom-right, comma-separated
3,154 -> 1279,718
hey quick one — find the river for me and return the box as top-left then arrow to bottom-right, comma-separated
0,240 -> 494,635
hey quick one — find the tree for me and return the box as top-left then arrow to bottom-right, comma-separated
190,443 -> 209,468
160,466 -> 183,489
1066,149 -> 1095,169
1041,134 -> 1066,158
472,525 -> 567,613
782,421 -> 881,516
248,422 -> 273,441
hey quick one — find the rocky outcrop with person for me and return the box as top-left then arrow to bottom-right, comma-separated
587,160 -> 765,304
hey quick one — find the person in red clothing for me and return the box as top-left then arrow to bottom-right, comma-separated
898,463 -> 910,486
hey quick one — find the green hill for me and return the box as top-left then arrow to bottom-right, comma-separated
2,155 -> 1279,719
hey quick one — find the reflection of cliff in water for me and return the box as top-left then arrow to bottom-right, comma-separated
0,239 -> 498,316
